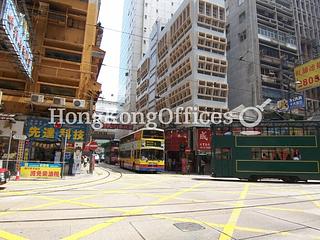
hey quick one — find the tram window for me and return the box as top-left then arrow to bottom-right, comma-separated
215,148 -> 231,160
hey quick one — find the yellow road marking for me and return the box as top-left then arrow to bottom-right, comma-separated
300,190 -> 320,208
219,184 -> 250,240
0,230 -> 29,240
61,182 -> 206,240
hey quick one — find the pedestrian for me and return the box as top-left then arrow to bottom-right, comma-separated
167,158 -> 172,171
172,159 -> 176,172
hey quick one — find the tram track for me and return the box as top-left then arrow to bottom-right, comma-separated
1,190 -> 320,213
0,195 -> 320,224
0,166 -> 123,198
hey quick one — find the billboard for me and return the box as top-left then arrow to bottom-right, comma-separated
24,118 -> 88,143
294,58 -> 320,92
1,0 -> 33,78
20,162 -> 62,179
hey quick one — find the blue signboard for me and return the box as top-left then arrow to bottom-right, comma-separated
288,95 -> 305,110
1,0 -> 33,78
24,118 -> 88,143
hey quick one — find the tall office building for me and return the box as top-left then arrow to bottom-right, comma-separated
119,0 -> 183,111
137,0 -> 228,122
226,0 -> 298,109
293,0 -> 320,113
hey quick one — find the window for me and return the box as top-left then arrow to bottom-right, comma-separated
215,148 -> 231,160
252,148 -> 302,161
145,15 -> 147,19
239,11 -> 246,23
45,49 -> 82,63
239,30 -> 247,42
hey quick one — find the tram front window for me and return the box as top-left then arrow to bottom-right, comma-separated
141,149 -> 163,160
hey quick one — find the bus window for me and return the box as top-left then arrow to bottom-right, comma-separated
143,130 -> 164,139
141,149 -> 163,160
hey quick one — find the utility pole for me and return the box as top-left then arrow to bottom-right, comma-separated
61,132 -> 67,179
5,130 -> 13,170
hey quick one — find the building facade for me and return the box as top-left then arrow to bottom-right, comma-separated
293,0 -> 320,113
136,0 -> 227,174
0,0 -> 104,116
227,0 -> 298,109
119,0 -> 184,111
0,0 -> 105,167
137,0 -> 228,122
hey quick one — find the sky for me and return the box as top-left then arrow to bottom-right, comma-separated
97,0 -> 125,102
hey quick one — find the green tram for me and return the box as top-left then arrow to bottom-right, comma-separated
211,121 -> 320,182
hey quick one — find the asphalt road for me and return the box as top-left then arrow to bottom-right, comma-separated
1,164 -> 320,240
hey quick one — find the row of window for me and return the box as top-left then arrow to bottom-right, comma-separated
170,4 -> 192,47
169,58 -> 192,88
170,35 -> 192,67
198,56 -> 227,78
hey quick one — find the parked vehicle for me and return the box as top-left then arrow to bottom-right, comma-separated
0,168 -> 10,185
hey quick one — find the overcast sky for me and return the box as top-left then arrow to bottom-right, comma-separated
97,0 -> 124,102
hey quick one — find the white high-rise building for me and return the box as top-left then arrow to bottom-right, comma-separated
119,0 -> 184,111
137,0 -> 228,124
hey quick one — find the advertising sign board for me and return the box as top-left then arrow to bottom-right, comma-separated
1,0 -> 33,78
294,58 -> 320,92
197,129 -> 212,151
288,95 -> 305,110
20,162 -> 62,179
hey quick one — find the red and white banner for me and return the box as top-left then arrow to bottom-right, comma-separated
197,129 -> 212,151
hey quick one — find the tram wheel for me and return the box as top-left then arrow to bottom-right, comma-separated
283,177 -> 299,183
248,176 -> 258,182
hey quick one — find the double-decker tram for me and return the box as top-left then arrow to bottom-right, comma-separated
110,139 -> 120,165
211,121 -> 320,183
119,128 -> 165,172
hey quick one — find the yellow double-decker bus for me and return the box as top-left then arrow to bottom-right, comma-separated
119,128 -> 165,172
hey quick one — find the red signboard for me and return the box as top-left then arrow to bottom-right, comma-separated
87,141 -> 98,151
165,130 -> 189,152
197,129 -> 212,151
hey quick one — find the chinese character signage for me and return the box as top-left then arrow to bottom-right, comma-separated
24,118 -> 88,143
20,162 -> 61,179
294,58 -> 320,92
197,129 -> 212,151
1,0 -> 33,78
288,95 -> 305,110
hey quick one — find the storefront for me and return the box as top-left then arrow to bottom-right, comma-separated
195,128 -> 212,175
165,129 -> 193,172
0,119 -> 24,173
23,117 -> 88,176
164,127 -> 213,175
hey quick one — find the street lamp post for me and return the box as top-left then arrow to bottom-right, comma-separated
61,132 -> 67,179
5,130 -> 13,170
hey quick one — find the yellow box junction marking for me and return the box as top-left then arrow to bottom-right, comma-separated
219,183 -> 250,240
62,182 -> 206,240
0,230 -> 29,240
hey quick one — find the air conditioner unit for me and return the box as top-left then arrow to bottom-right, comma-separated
31,94 -> 44,103
73,99 -> 86,108
53,97 -> 66,106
